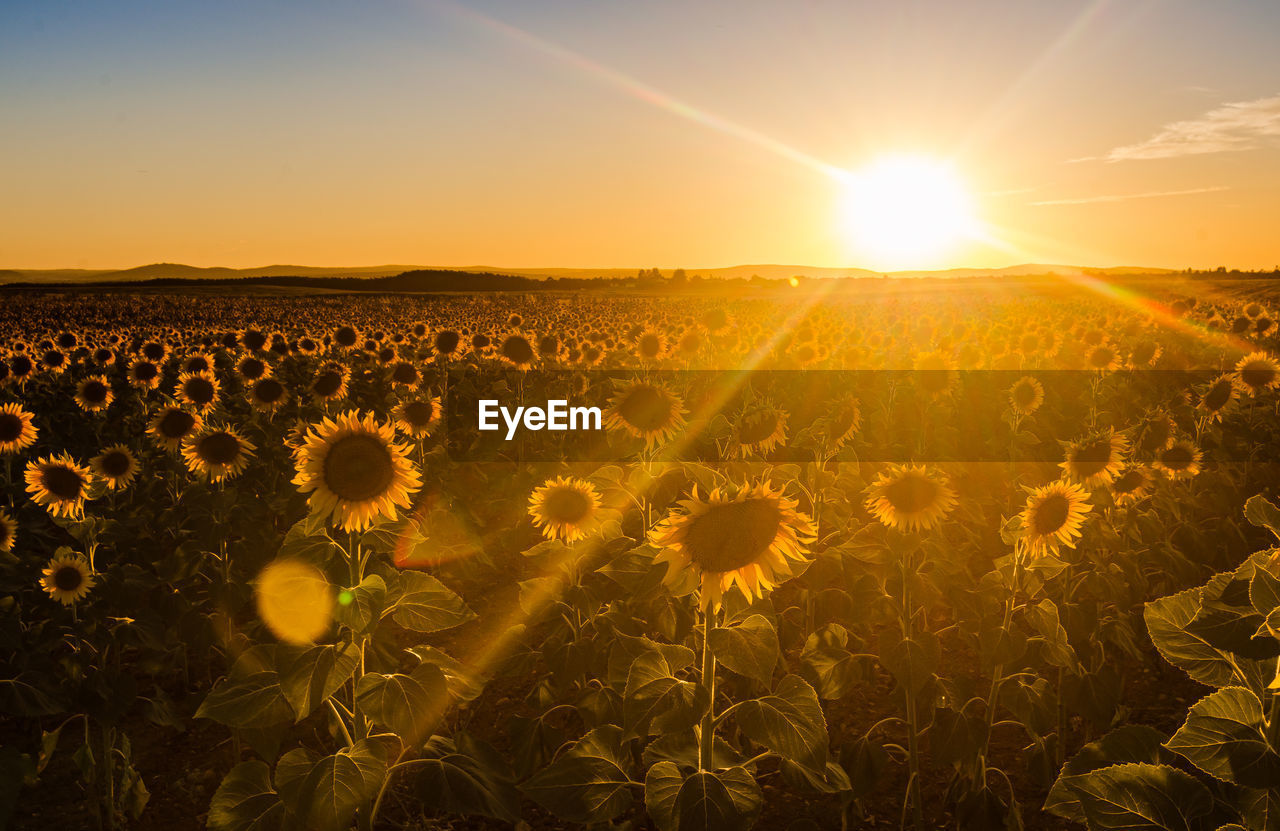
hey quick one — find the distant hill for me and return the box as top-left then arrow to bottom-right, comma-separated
0,261 -> 1178,285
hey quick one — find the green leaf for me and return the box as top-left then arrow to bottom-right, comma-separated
672,768 -> 763,831
1245,495 -> 1280,541
1164,686 -> 1280,788
408,645 -> 488,703
644,761 -> 684,831
732,675 -> 828,772
1045,725 -> 1169,822
385,570 -> 476,634
0,673 -> 64,717
208,761 -> 285,831
521,753 -> 633,824
354,664 -> 449,745
1250,560 -> 1280,619
708,614 -> 779,687
276,644 -> 360,722
799,623 -> 863,700
879,631 -> 939,697
196,672 -> 293,729
1063,762 -> 1213,831
607,632 -> 696,690
623,652 -> 708,740
334,574 -> 386,635
1145,584 -> 1268,690
278,522 -> 340,566
287,738 -> 388,831
415,735 -> 521,823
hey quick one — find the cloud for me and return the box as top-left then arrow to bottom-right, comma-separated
1030,186 -> 1228,206
1101,95 -> 1280,161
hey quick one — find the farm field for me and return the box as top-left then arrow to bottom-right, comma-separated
3,278 -> 1280,831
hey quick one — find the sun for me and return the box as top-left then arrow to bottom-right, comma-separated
837,155 -> 980,270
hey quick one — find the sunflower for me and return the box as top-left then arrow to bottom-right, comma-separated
434,330 -> 462,358
1136,414 -> 1177,454
1020,480 -> 1091,554
1234,352 -> 1280,396
292,411 -> 422,532
1009,376 -> 1044,416
1086,344 -> 1121,372
635,328 -> 667,362
8,354 -> 35,386
25,454 -> 93,519
148,406 -> 203,453
74,376 -> 114,413
128,359 -> 162,391
650,481 -> 815,611
182,426 -> 257,483
528,476 -> 602,543
1110,465 -> 1153,507
864,464 -> 958,533
732,405 -> 788,457
0,402 -> 38,455
822,396 -> 861,450
40,348 -> 68,375
176,371 -> 220,412
1060,430 -> 1128,488
311,363 -> 350,402
605,381 -> 687,449
40,551 -> 95,605
1198,374 -> 1236,422
912,350 -> 958,397
392,397 -> 443,439
91,445 -> 139,490
247,377 -> 289,413
1154,439 -> 1202,480
498,334 -> 536,369
236,355 -> 270,382
180,352 -> 216,375
0,508 -> 16,553
388,361 -> 422,389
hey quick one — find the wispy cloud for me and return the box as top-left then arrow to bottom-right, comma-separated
1030,186 -> 1228,206
1096,95 -> 1280,162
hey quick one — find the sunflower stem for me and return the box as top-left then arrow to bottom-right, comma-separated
900,549 -> 926,831
698,606 -> 718,771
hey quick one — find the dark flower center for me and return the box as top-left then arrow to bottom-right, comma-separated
1031,493 -> 1070,535
1070,440 -> 1114,478
392,363 -> 419,384
882,473 -> 939,514
159,409 -> 196,439
183,377 -> 216,405
240,358 -> 266,379
253,378 -> 285,403
313,371 -> 343,397
81,381 -> 109,403
1160,446 -> 1193,470
42,465 -> 85,500
54,565 -> 84,592
0,413 -> 22,442
541,487 -> 593,524
197,432 -> 242,465
683,498 -> 782,572
133,362 -> 159,381
1204,380 -> 1232,411
403,401 -> 436,427
617,385 -> 674,432
99,450 -> 132,478
737,412 -> 780,445
501,336 -> 534,365
435,331 -> 460,354
323,434 -> 395,502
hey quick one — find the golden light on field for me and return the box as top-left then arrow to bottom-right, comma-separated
836,155 -> 982,271
255,559 -> 333,645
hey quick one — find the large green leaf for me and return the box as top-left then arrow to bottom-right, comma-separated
799,623 -> 863,700
879,630 -> 940,697
1164,686 -> 1280,789
732,675 -> 828,772
522,754 -> 634,824
287,738 -> 388,831
1245,495 -> 1280,541
708,615 -> 779,687
385,570 -> 476,634
1145,584 -> 1270,691
354,664 -> 449,744
196,671 -> 293,729
278,522 -> 341,566
672,768 -> 763,831
1063,763 -> 1213,831
409,645 -> 488,702
207,761 -> 285,831
623,652 -> 708,740
415,735 -> 521,823
1045,725 -> 1169,822
644,761 -> 685,831
276,643 -> 360,722
606,632 -> 695,690
1186,569 -> 1280,661
334,574 -> 386,635
0,673 -> 65,717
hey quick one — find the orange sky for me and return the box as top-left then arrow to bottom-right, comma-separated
2,1 -> 1277,271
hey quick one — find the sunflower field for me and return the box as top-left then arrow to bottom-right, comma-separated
2,283 -> 1280,831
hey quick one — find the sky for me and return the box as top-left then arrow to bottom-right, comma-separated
1,0 -> 1278,271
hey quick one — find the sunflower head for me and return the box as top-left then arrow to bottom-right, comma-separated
1234,352 -> 1280,396
864,464 -> 958,533
732,405 -> 788,458
293,411 -> 422,532
1154,439 -> 1202,480
1198,374 -> 1236,421
177,371 -> 220,412
1110,465 -> 1152,507
1009,376 -> 1044,416
650,481 -> 815,611
1060,430 -> 1129,488
1021,480 -> 1091,554
498,334 -> 536,369
24,454 -> 93,519
528,476 -> 602,543
41,549 -> 95,605
75,377 -> 114,413
91,445 -> 139,490
182,427 -> 257,483
0,508 -> 16,553
393,398 -> 443,439
605,381 -> 687,449
0,402 -> 38,455
149,406 -> 203,453
248,377 -> 289,413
